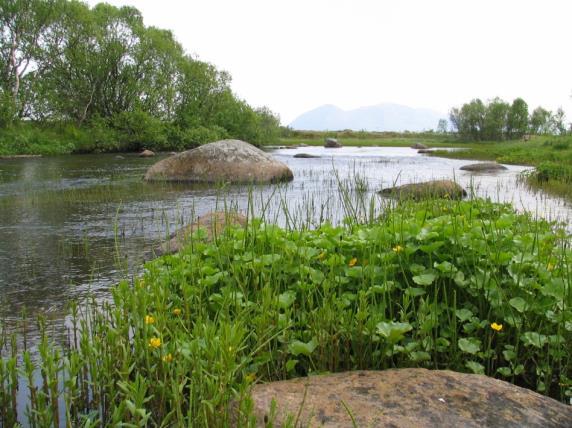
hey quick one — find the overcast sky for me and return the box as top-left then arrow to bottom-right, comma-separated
86,0 -> 572,125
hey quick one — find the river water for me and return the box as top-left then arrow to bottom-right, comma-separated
1,146 -> 571,342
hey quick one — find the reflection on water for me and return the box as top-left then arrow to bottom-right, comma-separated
0,147 -> 571,342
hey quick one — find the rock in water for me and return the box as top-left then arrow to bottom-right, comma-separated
293,153 -> 320,158
324,138 -> 342,148
236,369 -> 572,427
411,143 -> 428,149
380,179 -> 466,200
144,140 -> 293,183
154,211 -> 247,256
418,149 -> 433,154
139,149 -> 155,157
460,162 -> 508,172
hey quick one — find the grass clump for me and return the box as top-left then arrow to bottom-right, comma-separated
0,198 -> 570,426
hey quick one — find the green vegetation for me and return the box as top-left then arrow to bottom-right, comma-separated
430,136 -> 572,200
1,197 -> 570,426
449,97 -> 567,141
0,0 -> 281,155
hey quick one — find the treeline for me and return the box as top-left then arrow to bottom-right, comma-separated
0,0 -> 280,154
449,97 -> 568,141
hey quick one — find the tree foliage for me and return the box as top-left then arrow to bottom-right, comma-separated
450,97 -> 566,141
0,0 -> 280,151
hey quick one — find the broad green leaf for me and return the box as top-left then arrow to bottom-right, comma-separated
455,308 -> 473,322
412,273 -> 437,286
465,361 -> 485,374
409,351 -> 431,362
288,339 -> 317,356
521,332 -> 547,348
540,278 -> 565,301
377,321 -> 413,343
458,338 -> 481,354
278,290 -> 296,309
509,297 -> 527,313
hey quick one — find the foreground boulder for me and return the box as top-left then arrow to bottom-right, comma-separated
380,179 -> 466,200
139,149 -> 155,157
144,140 -> 293,183
411,142 -> 428,149
293,153 -> 320,158
154,211 -> 247,256
237,369 -> 572,427
324,138 -> 342,148
460,162 -> 508,172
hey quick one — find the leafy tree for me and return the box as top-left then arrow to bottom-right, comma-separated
530,107 -> 552,135
550,107 -> 567,135
436,118 -> 448,133
0,0 -> 58,122
483,97 -> 509,140
507,98 -> 528,138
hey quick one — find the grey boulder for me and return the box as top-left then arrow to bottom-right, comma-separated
144,140 -> 293,184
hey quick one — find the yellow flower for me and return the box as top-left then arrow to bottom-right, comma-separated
172,308 -> 182,316
547,263 -> 555,272
348,257 -> 357,267
138,279 -> 145,288
490,322 -> 503,332
162,353 -> 173,363
245,373 -> 256,383
392,245 -> 404,253
317,251 -> 326,261
144,315 -> 155,325
149,337 -> 161,348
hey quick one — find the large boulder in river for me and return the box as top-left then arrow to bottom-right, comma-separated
324,138 -> 342,148
411,142 -> 428,149
154,211 -> 247,256
460,162 -> 508,172
380,179 -> 466,200
144,140 -> 293,183
236,369 -> 572,427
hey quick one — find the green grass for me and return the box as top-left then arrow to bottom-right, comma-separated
428,136 -> 572,200
1,196 -> 570,426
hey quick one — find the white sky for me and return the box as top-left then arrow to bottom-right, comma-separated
86,0 -> 572,125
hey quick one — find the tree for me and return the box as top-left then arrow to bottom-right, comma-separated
0,0 -> 58,122
507,98 -> 529,139
483,97 -> 509,140
550,107 -> 567,135
530,107 -> 551,135
436,118 -> 448,133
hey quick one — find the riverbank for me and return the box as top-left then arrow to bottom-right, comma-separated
1,197 -> 570,426
279,134 -> 572,201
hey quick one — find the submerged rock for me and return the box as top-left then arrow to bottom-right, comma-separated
324,138 -> 342,148
411,142 -> 428,149
154,211 -> 247,256
139,149 -> 155,157
460,162 -> 508,172
236,369 -> 572,427
418,149 -> 434,154
144,140 -> 293,183
293,153 -> 320,158
380,180 -> 466,200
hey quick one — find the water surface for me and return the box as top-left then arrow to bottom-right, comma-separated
1,147 -> 570,340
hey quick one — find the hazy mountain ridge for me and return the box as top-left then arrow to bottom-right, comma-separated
289,103 -> 445,132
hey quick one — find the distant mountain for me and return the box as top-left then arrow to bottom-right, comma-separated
289,103 -> 445,132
